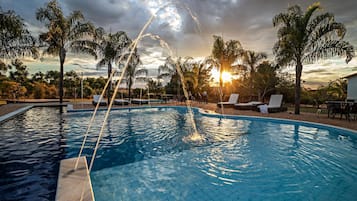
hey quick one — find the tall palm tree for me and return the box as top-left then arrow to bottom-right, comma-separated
207,35 -> 243,90
36,0 -> 94,103
72,28 -> 131,102
240,50 -> 267,100
119,48 -> 147,100
273,2 -> 354,114
0,7 -> 38,67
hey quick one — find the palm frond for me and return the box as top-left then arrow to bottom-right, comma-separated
96,59 -> 108,70
310,22 -> 346,43
303,2 -> 321,28
69,22 -> 95,41
71,45 -> 98,59
306,13 -> 334,35
135,68 -> 148,77
304,40 -> 354,63
273,40 -> 295,66
68,10 -> 84,26
273,12 -> 293,27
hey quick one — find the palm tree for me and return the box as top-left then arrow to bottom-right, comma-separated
240,50 -> 267,100
0,7 -> 38,67
72,28 -> 131,102
207,35 -> 243,90
327,78 -> 347,100
158,56 -> 196,99
36,0 -> 94,103
119,48 -> 147,100
273,2 -> 354,114
253,61 -> 279,101
194,62 -> 212,90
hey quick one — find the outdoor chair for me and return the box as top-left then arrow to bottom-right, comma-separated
217,93 -> 239,108
92,95 -> 107,106
131,98 -> 149,104
349,103 -> 357,120
234,101 -> 263,110
114,99 -> 129,106
258,94 -> 285,113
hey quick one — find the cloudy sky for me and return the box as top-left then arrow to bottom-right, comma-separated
1,0 -> 357,88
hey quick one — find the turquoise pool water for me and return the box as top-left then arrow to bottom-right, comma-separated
65,106 -> 357,201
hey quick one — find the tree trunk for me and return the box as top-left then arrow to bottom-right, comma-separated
59,48 -> 66,104
107,62 -> 112,103
295,61 -> 302,115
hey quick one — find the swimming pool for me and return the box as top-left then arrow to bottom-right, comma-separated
1,106 -> 356,200
0,107 -> 65,201
65,106 -> 357,201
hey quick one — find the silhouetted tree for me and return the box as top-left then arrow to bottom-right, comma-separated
273,2 -> 354,114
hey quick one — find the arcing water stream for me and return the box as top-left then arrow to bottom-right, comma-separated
75,1 -> 204,172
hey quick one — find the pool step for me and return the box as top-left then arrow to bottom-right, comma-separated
56,157 -> 94,201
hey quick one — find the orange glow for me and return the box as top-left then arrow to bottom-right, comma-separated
211,69 -> 233,84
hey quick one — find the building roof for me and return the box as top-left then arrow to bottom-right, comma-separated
344,72 -> 357,79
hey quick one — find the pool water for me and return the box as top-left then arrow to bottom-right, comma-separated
1,106 -> 356,201
64,107 -> 357,201
0,107 -> 65,201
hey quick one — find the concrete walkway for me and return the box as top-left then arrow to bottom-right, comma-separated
0,102 -> 67,123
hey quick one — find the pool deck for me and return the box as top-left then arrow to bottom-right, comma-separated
0,102 -> 67,123
56,157 -> 94,201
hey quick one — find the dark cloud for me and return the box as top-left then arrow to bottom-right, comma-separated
2,0 -> 357,83
304,69 -> 328,74
3,0 -> 356,54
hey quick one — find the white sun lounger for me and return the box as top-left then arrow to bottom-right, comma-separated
234,101 -> 263,110
217,93 -> 239,108
131,99 -> 149,104
258,94 -> 284,113
114,99 -> 129,105
92,95 -> 107,106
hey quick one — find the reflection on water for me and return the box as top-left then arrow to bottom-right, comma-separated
0,107 -> 66,201
4,107 -> 354,201
83,107 -> 357,201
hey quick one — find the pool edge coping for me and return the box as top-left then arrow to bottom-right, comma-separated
56,156 -> 94,201
0,105 -> 33,123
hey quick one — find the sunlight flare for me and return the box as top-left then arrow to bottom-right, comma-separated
211,69 -> 233,84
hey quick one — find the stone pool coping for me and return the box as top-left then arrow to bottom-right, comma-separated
0,105 -> 33,123
0,102 -> 67,123
56,157 -> 94,201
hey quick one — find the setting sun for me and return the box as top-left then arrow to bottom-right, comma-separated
211,69 -> 233,84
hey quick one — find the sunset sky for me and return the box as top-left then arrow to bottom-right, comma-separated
2,0 -> 357,88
